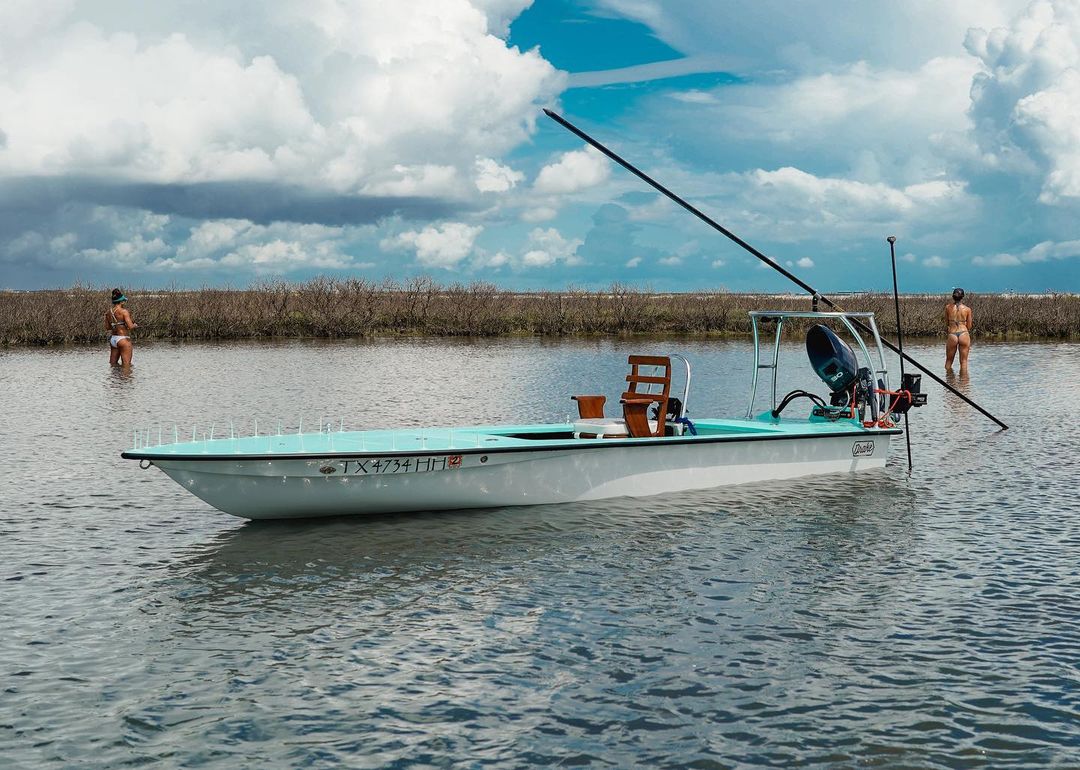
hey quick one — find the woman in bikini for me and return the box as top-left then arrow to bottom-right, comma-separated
944,287 -> 972,371
105,288 -> 138,366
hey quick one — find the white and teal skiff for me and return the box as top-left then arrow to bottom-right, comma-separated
123,311 -> 918,520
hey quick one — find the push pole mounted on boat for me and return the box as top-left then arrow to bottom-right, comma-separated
542,108 -> 1008,431
888,235 -> 914,473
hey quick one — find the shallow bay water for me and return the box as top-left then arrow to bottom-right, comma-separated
2,337 -> 1079,768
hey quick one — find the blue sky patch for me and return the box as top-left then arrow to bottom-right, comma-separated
0,0 -> 1076,293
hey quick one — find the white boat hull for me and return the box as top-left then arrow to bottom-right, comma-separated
152,431 -> 891,520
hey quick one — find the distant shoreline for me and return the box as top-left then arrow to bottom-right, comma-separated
3,279 -> 1078,345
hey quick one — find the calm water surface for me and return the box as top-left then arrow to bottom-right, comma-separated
2,337 -> 1078,768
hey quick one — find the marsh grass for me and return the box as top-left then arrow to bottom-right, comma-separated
3,278 -> 1078,345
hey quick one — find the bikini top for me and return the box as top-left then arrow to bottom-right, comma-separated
109,309 -> 123,329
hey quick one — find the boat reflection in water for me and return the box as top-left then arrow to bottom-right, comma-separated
164,471 -> 919,612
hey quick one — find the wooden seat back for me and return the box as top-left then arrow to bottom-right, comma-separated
621,355 -> 671,437
571,394 -> 606,419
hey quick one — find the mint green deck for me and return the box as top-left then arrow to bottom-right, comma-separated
126,414 -> 887,459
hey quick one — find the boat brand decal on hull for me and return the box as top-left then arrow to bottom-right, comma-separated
852,440 -> 875,457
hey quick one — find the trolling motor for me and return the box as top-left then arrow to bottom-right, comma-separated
885,373 -> 928,415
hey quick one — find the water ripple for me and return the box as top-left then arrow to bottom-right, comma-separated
2,339 -> 1079,768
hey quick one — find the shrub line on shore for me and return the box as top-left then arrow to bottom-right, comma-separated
4,278 -> 1079,345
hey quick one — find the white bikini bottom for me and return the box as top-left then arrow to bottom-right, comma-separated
110,335 -> 129,348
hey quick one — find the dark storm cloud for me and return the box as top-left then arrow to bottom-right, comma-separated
0,176 -> 473,227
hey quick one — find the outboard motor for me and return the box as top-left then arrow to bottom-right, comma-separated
805,324 -> 878,421
806,325 -> 858,394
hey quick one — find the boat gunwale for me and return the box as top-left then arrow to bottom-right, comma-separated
121,425 -> 902,462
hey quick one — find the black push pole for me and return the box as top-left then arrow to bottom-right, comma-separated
888,236 -> 914,472
543,108 -> 1008,431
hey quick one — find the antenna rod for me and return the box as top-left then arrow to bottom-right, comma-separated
543,108 -> 1008,431
888,235 -> 913,472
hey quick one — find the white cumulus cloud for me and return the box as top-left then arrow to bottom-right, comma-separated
1015,70 -> 1080,202
533,145 -> 611,194
675,57 -> 979,178
474,157 -> 525,193
56,211 -> 371,273
520,226 -> 583,268
384,222 -> 483,269
521,206 -> 558,222
972,238 -> 1080,266
971,252 -> 1022,267
737,167 -> 974,239
962,0 -> 1080,203
594,0 -> 1025,72
0,0 -> 562,194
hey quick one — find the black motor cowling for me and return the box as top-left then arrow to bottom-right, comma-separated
651,396 -> 683,421
806,324 -> 859,393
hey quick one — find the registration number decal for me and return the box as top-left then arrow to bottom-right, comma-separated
337,455 -> 465,475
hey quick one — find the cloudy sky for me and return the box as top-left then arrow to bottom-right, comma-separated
2,0 -> 1078,292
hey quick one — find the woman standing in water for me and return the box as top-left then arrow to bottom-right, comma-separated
105,288 -> 138,366
945,287 -> 972,371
